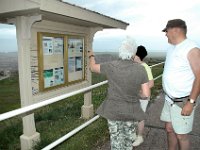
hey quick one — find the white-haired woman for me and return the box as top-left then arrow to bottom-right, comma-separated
89,37 -> 150,150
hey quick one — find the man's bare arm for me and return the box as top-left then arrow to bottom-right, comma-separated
181,47 -> 200,116
188,47 -> 200,101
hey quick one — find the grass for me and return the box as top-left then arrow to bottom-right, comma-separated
151,63 -> 164,100
0,73 -> 109,150
0,75 -> 20,113
0,61 -> 163,150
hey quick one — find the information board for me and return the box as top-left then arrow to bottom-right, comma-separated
37,33 -> 85,91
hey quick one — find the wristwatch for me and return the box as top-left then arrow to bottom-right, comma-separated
188,98 -> 196,104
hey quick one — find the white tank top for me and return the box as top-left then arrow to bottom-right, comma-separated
162,39 -> 199,98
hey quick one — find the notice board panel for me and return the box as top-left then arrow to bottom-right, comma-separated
68,37 -> 85,83
37,32 -> 85,92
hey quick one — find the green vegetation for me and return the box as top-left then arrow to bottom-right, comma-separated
0,62 -> 163,150
0,75 -> 20,113
151,63 -> 164,100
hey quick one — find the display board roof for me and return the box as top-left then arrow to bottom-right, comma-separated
0,0 -> 129,29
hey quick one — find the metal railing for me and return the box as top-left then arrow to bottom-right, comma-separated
0,81 -> 108,122
0,61 -> 164,149
149,62 -> 164,68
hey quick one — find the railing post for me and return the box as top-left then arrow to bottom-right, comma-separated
81,92 -> 94,119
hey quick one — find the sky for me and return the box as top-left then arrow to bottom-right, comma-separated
0,0 -> 200,53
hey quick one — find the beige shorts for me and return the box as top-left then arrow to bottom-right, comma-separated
139,99 -> 149,112
160,100 -> 195,134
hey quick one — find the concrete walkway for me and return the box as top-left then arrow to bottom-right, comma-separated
96,92 -> 200,150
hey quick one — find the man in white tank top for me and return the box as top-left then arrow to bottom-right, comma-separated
160,19 -> 200,150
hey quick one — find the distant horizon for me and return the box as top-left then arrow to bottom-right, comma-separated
94,50 -> 166,52
0,50 -> 166,59
95,51 -> 166,58
0,50 -> 166,53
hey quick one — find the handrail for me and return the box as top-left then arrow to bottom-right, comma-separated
154,74 -> 163,81
149,62 -> 164,68
42,115 -> 100,150
0,61 -> 164,150
0,81 -> 108,121
0,62 -> 165,122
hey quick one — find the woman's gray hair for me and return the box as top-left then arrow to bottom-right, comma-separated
118,36 -> 137,60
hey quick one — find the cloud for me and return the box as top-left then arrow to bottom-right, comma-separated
1,0 -> 200,52
65,0 -> 200,40
0,24 -> 17,52
90,0 -> 200,50
0,39 -> 17,52
0,24 -> 16,39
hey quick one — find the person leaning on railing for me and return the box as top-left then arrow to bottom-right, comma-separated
88,36 -> 150,150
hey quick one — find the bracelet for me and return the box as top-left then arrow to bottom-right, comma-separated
89,55 -> 95,59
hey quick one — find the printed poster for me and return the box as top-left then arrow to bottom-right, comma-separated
68,38 -> 83,57
43,69 -> 54,88
53,37 -> 63,54
68,57 -> 75,73
43,67 -> 64,88
75,56 -> 82,71
54,67 -> 64,85
43,36 -> 64,55
43,37 -> 53,55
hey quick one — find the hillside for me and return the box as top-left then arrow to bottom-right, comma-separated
0,52 -> 18,71
0,51 -> 165,72
95,51 -> 166,63
0,52 -> 119,71
95,52 -> 119,63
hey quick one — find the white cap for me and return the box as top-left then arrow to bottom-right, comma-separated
119,36 -> 137,60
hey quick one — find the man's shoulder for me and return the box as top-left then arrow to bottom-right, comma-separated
176,39 -> 199,57
185,39 -> 199,48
